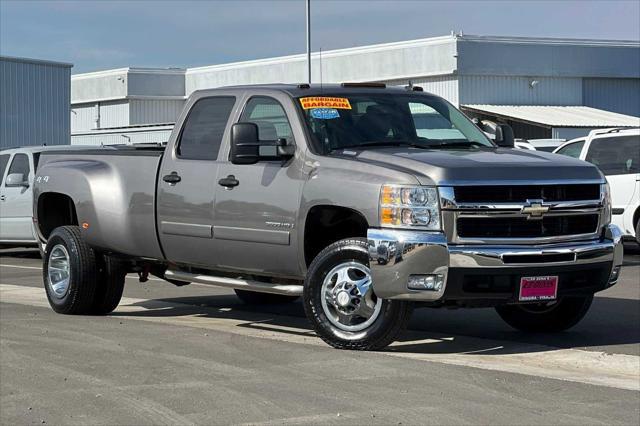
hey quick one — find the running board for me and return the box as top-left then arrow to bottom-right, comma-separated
164,270 -> 303,296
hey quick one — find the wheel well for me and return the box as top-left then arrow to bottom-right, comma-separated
634,206 -> 640,230
304,205 -> 368,266
37,193 -> 78,239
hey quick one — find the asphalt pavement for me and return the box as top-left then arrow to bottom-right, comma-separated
1,245 -> 639,425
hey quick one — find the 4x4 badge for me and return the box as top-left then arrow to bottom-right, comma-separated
521,200 -> 549,220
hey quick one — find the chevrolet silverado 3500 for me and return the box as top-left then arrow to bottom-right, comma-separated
33,84 -> 624,350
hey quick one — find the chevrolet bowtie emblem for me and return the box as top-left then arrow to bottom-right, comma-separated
521,200 -> 549,220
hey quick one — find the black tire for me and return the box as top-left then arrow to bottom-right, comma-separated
495,295 -> 593,332
234,289 -> 299,305
303,238 -> 413,350
43,226 -> 98,315
90,255 -> 126,315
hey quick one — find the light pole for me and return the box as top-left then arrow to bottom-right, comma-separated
306,0 -> 311,83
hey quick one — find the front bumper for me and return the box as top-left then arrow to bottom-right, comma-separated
367,224 -> 624,303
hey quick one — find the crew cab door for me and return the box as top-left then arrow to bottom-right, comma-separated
156,95 -> 238,266
212,95 -> 305,277
0,153 -> 35,242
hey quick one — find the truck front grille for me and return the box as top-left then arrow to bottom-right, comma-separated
453,184 -> 600,203
456,214 -> 599,239
441,184 -> 604,243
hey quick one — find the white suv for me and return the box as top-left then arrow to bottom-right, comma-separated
554,127 -> 640,242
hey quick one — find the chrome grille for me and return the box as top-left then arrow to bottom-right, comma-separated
440,184 -> 604,244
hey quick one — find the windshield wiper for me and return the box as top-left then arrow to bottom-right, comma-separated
353,141 -> 430,149
429,140 -> 489,149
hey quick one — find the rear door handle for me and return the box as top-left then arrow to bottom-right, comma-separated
0,195 -> 5,201
218,175 -> 239,188
162,172 -> 181,184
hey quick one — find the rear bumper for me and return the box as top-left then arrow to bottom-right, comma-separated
367,224 -> 624,304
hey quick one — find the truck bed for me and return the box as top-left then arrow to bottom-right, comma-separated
36,145 -> 166,260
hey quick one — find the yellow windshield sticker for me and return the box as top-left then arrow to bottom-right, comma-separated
300,97 -> 352,110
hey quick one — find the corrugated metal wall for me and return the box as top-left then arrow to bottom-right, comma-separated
70,103 -> 96,132
383,75 -> 459,105
1,57 -> 71,149
459,75 -> 582,106
583,78 -> 640,117
130,99 -> 184,125
98,101 -> 130,129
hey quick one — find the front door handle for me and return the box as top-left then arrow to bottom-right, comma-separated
218,175 -> 239,188
0,195 -> 5,201
163,172 -> 181,184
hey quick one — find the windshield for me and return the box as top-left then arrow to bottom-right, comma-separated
298,93 -> 494,153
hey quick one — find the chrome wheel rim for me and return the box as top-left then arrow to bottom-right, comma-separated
320,262 -> 382,332
47,244 -> 71,299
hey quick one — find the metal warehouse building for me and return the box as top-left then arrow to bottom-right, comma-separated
0,56 -> 72,149
68,34 -> 640,145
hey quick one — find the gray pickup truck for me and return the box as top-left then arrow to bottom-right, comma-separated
34,84 -> 624,350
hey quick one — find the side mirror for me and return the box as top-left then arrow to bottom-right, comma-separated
495,124 -> 515,148
230,122 -> 295,165
5,173 -> 28,188
230,122 -> 260,165
480,120 -> 515,148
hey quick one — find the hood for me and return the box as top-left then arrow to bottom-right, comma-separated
332,147 -> 604,186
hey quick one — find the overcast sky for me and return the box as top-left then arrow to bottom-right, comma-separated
1,0 -> 639,74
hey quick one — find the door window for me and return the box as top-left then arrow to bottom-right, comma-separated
555,140 -> 585,158
0,154 -> 10,185
240,97 -> 294,143
177,96 -> 236,160
7,153 -> 30,181
586,135 -> 639,175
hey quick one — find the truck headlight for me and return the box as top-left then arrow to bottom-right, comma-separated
602,182 -> 611,226
379,185 -> 441,230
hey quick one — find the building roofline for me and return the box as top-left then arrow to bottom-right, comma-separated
186,35 -> 457,74
0,55 -> 73,68
458,34 -> 640,47
72,67 -> 186,80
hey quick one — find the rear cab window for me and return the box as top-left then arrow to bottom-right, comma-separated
177,96 -> 236,160
586,135 -> 639,175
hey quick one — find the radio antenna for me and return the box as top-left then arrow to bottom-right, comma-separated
319,47 -> 323,90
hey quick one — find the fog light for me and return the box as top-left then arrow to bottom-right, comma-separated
408,274 -> 444,291
608,266 -> 621,284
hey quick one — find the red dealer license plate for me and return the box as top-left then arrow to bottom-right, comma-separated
519,276 -> 558,302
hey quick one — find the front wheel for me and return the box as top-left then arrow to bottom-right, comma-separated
303,238 -> 412,350
495,295 -> 593,332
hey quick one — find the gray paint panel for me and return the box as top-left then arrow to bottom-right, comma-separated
213,225 -> 290,246
161,221 -> 213,238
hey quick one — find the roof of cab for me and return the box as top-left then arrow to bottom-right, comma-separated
191,83 -> 432,98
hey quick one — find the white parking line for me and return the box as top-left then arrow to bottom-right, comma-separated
1,283 -> 638,391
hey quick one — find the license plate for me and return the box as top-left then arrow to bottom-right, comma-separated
519,276 -> 558,301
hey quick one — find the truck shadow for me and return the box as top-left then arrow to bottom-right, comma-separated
113,294 -> 639,356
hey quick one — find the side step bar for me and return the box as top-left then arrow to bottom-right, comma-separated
164,270 -> 303,296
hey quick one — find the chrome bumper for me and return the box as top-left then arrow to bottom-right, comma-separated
367,224 -> 624,301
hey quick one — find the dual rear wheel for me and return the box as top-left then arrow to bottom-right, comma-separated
43,226 -> 125,315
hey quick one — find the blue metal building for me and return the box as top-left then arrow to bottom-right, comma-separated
0,56 -> 72,149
